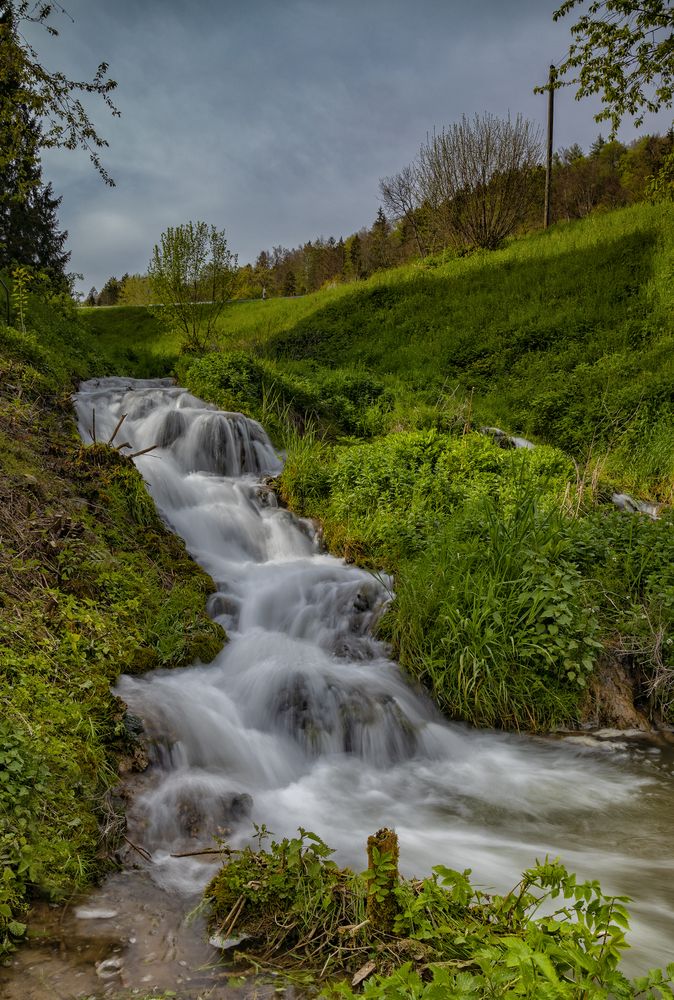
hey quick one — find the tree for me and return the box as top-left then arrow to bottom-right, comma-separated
343,232 -> 364,280
0,2 -> 119,190
379,163 -> 427,257
367,207 -> 393,272
148,221 -> 237,352
96,275 -> 121,306
416,113 -> 542,250
553,1 -> 674,136
0,115 -> 69,282
118,273 -> 152,306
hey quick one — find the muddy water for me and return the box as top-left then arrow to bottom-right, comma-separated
3,376 -> 673,998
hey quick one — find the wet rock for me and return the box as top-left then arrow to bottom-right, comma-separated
480,426 -> 515,449
611,493 -> 660,519
207,593 -> 239,619
156,409 -> 187,448
583,656 -> 651,731
353,592 -> 370,612
176,790 -> 253,838
123,713 -> 145,738
95,956 -> 123,979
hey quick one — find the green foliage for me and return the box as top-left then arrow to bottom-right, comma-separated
647,149 -> 674,203
205,826 -> 365,976
182,349 -> 392,439
0,3 -> 119,189
381,493 -> 601,729
10,264 -> 33,333
205,830 -> 673,997
552,1 -> 674,136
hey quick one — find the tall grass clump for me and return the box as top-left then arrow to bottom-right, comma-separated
380,491 -> 601,730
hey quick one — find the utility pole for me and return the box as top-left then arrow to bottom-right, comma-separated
544,64 -> 556,229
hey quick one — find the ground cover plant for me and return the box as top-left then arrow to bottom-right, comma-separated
0,297 -> 224,956
204,828 -> 674,998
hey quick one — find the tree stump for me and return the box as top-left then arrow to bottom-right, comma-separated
366,827 -> 399,933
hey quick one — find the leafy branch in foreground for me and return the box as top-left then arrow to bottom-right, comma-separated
204,827 -> 673,997
0,1 -> 120,188
551,1 -> 674,136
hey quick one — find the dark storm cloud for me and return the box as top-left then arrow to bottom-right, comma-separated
25,0 -> 672,293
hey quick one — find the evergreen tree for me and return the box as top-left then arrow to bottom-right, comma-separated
368,208 -> 392,271
0,114 -> 69,282
343,233 -> 363,280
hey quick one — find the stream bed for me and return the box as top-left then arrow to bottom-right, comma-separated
3,376 -> 673,998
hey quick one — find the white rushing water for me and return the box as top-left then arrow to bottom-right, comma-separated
74,377 -> 674,972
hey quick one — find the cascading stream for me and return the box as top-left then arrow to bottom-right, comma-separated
74,377 -> 674,972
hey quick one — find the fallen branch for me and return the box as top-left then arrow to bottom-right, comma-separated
128,444 -> 159,458
108,413 -> 127,445
170,846 -> 241,858
123,835 -> 152,862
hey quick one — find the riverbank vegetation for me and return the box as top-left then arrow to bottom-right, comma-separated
0,301 -> 223,956
204,827 -> 674,998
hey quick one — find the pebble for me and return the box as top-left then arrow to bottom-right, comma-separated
95,957 -> 123,979
208,932 -> 249,950
75,907 -> 119,920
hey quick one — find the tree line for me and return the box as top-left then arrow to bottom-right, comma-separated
88,124 -> 673,309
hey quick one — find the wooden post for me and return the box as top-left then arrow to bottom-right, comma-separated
544,64 -> 556,229
366,827 -> 399,933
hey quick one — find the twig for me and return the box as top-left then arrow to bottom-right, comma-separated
170,847 -> 240,858
128,444 -> 159,458
216,894 -> 246,940
123,835 -> 152,862
108,412 -> 127,445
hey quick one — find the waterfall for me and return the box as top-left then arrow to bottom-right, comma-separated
73,376 -> 674,970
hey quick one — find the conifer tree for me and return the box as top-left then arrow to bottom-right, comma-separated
0,113 -> 69,282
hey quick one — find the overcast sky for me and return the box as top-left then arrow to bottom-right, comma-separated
24,0 -> 672,295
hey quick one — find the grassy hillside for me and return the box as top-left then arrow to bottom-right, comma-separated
84,203 -> 673,493
78,203 -> 674,735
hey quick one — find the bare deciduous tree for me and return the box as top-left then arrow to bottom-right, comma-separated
379,164 -> 427,257
416,113 -> 542,250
